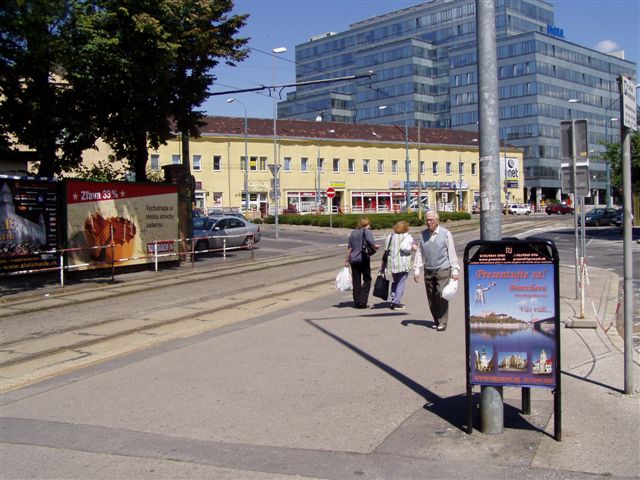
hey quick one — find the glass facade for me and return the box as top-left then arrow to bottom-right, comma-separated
279,0 -> 636,202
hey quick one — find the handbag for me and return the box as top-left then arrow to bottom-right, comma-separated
362,230 -> 376,256
373,274 -> 390,300
380,235 -> 392,272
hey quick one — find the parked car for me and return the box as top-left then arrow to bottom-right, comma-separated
545,204 -> 574,215
580,207 -> 619,226
613,209 -> 634,228
504,203 -> 531,215
192,215 -> 261,252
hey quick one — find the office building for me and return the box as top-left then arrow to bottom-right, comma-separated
278,0 -> 636,205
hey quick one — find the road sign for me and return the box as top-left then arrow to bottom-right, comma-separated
560,120 -> 588,159
561,162 -> 591,196
621,76 -> 638,131
268,164 -> 281,177
326,187 -> 336,198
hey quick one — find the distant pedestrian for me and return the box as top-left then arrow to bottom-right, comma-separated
413,211 -> 459,331
381,220 -> 417,310
345,217 -> 379,308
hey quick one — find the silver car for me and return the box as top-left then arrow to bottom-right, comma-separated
192,215 -> 261,251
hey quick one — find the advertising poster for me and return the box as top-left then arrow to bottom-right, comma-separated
0,176 -> 59,274
65,179 -> 178,269
466,241 -> 559,388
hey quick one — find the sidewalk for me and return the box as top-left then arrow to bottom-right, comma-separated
1,260 -> 639,478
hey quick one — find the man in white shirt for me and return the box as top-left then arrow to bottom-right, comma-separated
414,211 -> 459,331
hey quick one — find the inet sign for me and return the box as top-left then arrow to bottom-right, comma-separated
546,24 -> 564,38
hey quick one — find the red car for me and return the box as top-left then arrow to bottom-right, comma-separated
545,204 -> 574,215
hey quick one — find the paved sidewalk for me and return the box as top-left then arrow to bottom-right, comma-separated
1,260 -> 639,479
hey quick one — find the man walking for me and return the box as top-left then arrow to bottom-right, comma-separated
413,211 -> 459,331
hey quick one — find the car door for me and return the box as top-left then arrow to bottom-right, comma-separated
222,217 -> 247,247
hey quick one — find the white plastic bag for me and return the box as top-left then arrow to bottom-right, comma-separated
335,266 -> 353,291
441,279 -> 458,301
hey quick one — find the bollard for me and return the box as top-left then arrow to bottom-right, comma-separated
480,386 -> 503,434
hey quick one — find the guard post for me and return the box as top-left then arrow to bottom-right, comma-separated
464,239 -> 562,441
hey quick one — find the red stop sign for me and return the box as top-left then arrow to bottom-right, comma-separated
326,187 -> 336,198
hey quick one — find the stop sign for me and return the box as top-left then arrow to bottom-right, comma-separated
326,187 -> 336,198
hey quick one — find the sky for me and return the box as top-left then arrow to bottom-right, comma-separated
204,0 -> 640,120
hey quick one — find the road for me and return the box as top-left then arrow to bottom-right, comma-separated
1,214 -> 637,391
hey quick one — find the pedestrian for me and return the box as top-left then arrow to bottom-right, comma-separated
345,217 -> 379,308
381,220 -> 417,310
413,211 -> 459,331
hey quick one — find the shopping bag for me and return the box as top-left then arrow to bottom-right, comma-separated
373,274 -> 390,300
335,266 -> 353,291
442,279 -> 458,301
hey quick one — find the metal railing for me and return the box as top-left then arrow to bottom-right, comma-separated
1,232 -> 256,288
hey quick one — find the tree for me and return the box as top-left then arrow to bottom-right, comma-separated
67,0 -> 248,181
0,0 -> 97,177
1,0 -> 248,180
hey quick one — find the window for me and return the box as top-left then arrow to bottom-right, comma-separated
446,162 -> 452,175
471,163 -> 477,175
249,156 -> 258,171
241,156 -> 247,171
212,192 -> 223,207
419,161 -> 425,175
260,156 -> 267,171
301,157 -> 309,172
458,162 -> 464,175
284,157 -> 292,172
193,154 -> 202,171
377,159 -> 384,173
213,155 -> 222,171
171,154 -> 181,165
432,162 -> 438,174
391,160 -> 398,174
150,154 -> 160,171
363,159 -> 370,173
348,158 -> 355,173
332,158 -> 340,172
318,157 -> 325,173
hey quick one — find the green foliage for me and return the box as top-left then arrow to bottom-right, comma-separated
71,158 -> 125,181
262,211 -> 471,229
601,131 -> 640,201
0,0 -> 248,180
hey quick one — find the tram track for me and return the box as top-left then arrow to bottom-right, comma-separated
0,217 -> 565,391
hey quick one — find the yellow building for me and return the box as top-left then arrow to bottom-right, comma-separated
116,116 -> 526,215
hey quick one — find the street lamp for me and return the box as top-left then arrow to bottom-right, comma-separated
226,98 -> 249,213
272,46 -> 287,239
379,104 -> 411,210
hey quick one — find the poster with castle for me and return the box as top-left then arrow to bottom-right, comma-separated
0,176 -> 59,274
465,240 -> 559,389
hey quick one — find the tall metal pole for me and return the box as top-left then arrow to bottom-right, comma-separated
476,0 -> 502,435
617,75 -> 635,394
403,110 -> 411,211
272,47 -> 287,239
417,122 -> 423,220
477,0 -> 501,240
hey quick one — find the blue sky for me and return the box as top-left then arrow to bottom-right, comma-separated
204,0 -> 640,119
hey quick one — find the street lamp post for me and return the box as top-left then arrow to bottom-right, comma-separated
226,98 -> 249,213
379,105 -> 411,211
272,46 -> 287,239
568,99 -> 581,300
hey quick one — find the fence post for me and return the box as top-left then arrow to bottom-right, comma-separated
223,238 -> 226,259
154,241 -> 158,272
110,225 -> 115,282
59,250 -> 64,288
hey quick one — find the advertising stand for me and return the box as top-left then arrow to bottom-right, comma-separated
464,239 -> 562,440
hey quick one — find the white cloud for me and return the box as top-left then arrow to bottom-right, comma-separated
595,39 -> 620,53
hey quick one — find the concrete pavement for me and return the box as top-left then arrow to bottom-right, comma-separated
1,240 -> 639,478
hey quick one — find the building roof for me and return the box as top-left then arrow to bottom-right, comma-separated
196,116 -> 483,149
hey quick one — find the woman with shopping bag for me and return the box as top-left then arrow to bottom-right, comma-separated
380,220 -> 417,310
345,217 -> 379,309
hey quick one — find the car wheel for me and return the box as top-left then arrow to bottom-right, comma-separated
243,235 -> 255,248
195,239 -> 207,252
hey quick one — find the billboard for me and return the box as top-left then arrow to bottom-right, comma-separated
464,240 -> 560,389
0,176 -> 60,274
65,179 -> 179,269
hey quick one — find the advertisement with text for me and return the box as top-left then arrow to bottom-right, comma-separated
65,179 -> 179,269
